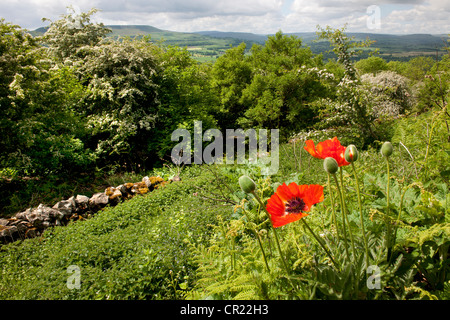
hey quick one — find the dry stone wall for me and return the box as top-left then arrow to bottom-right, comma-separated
0,176 -> 168,244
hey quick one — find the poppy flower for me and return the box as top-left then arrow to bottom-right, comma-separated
266,182 -> 324,228
304,137 -> 350,167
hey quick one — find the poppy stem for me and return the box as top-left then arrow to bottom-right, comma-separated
332,173 -> 350,261
340,167 -> 356,259
251,191 -> 291,277
389,183 -> 413,265
242,207 -> 271,273
301,218 -> 339,271
385,157 -> 392,260
327,173 -> 340,242
351,162 -> 370,268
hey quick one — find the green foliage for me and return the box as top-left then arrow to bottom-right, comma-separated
0,166 -> 229,299
149,46 -> 218,159
1,19 -> 95,176
313,26 -> 380,147
42,7 -> 111,63
361,71 -> 413,118
355,56 -> 388,75
77,37 -> 160,163
210,31 -> 332,138
1,8 -> 449,302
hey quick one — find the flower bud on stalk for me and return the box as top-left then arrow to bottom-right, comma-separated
344,144 -> 358,163
381,141 -> 393,158
323,157 -> 339,174
239,175 -> 256,194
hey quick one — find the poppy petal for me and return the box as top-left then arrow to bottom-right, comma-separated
305,137 -> 350,167
266,183 -> 324,228
304,140 -> 320,159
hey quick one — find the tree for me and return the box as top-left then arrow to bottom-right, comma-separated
317,25 -> 375,80
355,56 -> 388,75
42,9 -> 163,169
42,7 -> 111,64
210,43 -> 252,130
0,19 -> 39,166
240,32 -> 320,131
316,26 -> 378,144
211,31 -> 331,138
0,19 -> 94,176
76,37 -> 160,166
149,45 -> 218,161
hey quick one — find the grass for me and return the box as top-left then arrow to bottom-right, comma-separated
0,109 -> 448,300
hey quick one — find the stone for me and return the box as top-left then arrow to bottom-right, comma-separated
142,176 -> 152,188
131,182 -> 149,194
116,184 -> 128,195
75,195 -> 90,207
74,195 -> 90,213
105,187 -> 122,201
25,209 -> 44,227
53,200 -> 74,217
14,220 -> 29,234
15,208 -> 32,221
25,227 -> 38,239
0,225 -> 18,239
89,193 -> 109,211
0,175 -> 162,244
37,204 -> 64,221
125,183 -> 134,190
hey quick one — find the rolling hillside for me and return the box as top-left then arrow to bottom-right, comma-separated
31,25 -> 448,62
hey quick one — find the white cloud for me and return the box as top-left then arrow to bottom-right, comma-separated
0,0 -> 448,34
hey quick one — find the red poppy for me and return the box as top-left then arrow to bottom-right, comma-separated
266,182 -> 324,228
304,137 -> 350,167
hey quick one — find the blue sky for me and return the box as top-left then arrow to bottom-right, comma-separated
1,0 -> 448,34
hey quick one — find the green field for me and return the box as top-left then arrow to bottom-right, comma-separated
31,25 -> 448,62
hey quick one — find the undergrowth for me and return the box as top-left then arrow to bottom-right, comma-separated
0,110 -> 448,300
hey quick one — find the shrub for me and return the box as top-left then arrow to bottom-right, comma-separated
361,71 -> 413,118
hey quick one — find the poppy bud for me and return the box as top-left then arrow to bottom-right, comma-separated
381,141 -> 393,158
323,157 -> 338,174
239,175 -> 256,194
344,144 -> 358,163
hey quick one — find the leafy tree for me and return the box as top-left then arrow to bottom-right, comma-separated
316,26 -> 378,145
150,45 -> 218,161
42,7 -> 111,65
0,19 -> 39,167
403,56 -> 436,82
41,9 -> 164,169
0,19 -> 94,176
210,43 -> 252,129
361,71 -> 413,118
75,37 -> 160,166
239,32 -> 329,134
316,25 -> 375,80
211,32 -> 331,138
355,56 -> 388,75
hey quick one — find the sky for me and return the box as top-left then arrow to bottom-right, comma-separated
1,0 -> 449,34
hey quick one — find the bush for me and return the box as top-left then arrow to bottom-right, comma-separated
361,71 -> 413,118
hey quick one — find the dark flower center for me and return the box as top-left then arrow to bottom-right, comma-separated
285,197 -> 306,214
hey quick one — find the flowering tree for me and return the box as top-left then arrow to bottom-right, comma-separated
315,26 -> 378,145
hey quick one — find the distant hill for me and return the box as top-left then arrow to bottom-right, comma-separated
195,31 -> 268,44
31,24 -> 448,62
